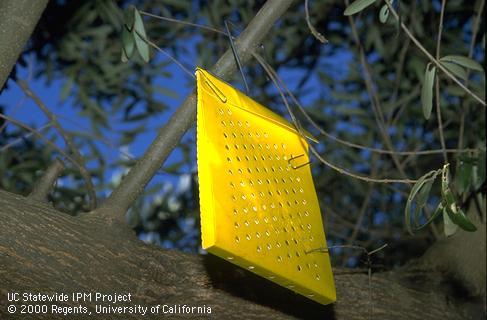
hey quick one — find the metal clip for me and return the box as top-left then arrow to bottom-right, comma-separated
200,71 -> 228,103
305,247 -> 329,254
288,154 -> 310,170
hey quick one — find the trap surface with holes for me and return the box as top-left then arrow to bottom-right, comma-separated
196,68 -> 336,305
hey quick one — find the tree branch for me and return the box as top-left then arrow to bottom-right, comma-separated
0,189 -> 481,320
305,0 -> 328,43
96,0 -> 296,221
17,80 -> 97,210
434,0 -> 448,164
0,0 -> 49,90
28,158 -> 65,203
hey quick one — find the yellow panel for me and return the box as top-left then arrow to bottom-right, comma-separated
196,68 -> 336,305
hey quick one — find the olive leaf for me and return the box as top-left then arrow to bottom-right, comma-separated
379,4 -> 389,23
133,8 -> 150,63
472,152 -> 486,189
344,0 -> 377,16
455,159 -> 472,195
441,164 -> 477,232
442,204 -> 458,236
405,169 -> 441,234
440,61 -> 468,81
421,63 -> 436,120
379,5 -> 389,23
124,5 -> 136,31
121,26 -> 135,62
440,55 -> 484,73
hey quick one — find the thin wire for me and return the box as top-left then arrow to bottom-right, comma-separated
135,30 -> 196,80
141,9 -> 483,156
253,53 -> 417,184
139,11 -> 228,36
225,20 -> 250,94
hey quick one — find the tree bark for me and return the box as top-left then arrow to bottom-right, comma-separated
0,0 -> 49,90
0,190 -> 482,319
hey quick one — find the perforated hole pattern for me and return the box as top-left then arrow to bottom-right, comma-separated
218,106 -> 324,285
197,68 -> 335,305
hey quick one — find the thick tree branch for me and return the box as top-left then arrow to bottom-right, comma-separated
0,0 -> 49,90
28,158 -> 65,203
97,0 -> 296,221
0,190 -> 482,320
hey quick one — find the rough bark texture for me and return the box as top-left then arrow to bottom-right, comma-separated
0,0 -> 49,90
0,190 -> 483,319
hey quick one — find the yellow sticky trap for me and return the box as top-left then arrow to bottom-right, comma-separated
196,68 -> 336,305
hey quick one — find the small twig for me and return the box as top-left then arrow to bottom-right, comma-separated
343,155 -> 378,265
304,0 -> 328,43
387,1 -> 417,123
458,0 -> 485,149
254,52 -> 417,184
0,123 -> 52,152
367,243 -> 388,256
308,144 -> 416,183
383,0 -> 486,107
50,114 -> 180,176
138,5 -> 482,160
390,86 -> 420,127
140,11 -> 478,158
0,113 -> 79,166
28,158 -> 65,203
257,56 -> 479,156
17,80 -> 97,210
344,0 -> 410,182
435,0 -> 448,164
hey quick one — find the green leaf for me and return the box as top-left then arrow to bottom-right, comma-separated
379,5 -> 389,23
121,26 -> 135,62
444,199 -> 477,232
441,164 -> 477,232
405,169 -> 440,234
154,86 -> 178,99
133,9 -> 150,63
455,160 -> 472,194
414,177 -> 434,225
440,61 -> 468,81
444,85 -> 467,97
124,5 -> 136,31
442,205 -> 458,236
344,0 -> 377,16
421,64 -> 436,120
121,50 -> 129,63
60,76 -> 74,102
440,55 -> 484,73
473,152 -> 486,189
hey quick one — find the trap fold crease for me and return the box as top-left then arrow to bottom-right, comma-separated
196,67 -> 336,305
